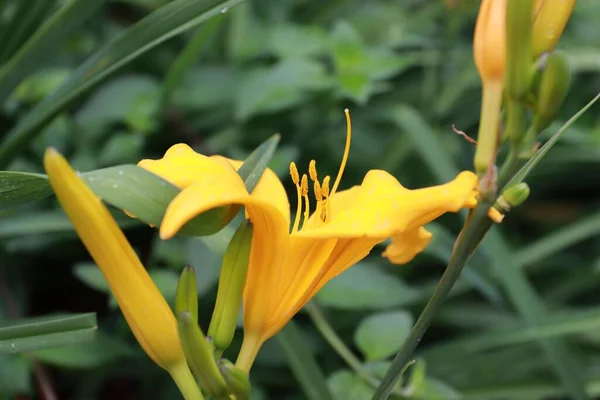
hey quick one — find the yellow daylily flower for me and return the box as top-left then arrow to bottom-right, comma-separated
43,149 -> 202,400
137,110 -> 503,372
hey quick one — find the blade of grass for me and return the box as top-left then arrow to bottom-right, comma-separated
0,0 -> 245,168
516,210 -> 600,267
161,14 -> 225,106
0,0 -> 54,64
425,308 -> 600,359
0,313 -> 97,354
507,91 -> 600,187
0,0 -> 103,105
390,104 -> 589,400
277,320 -> 334,400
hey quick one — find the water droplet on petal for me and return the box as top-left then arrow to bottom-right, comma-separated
220,6 -> 228,13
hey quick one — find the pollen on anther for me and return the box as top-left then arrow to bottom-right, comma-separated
300,175 -> 309,196
322,176 -> 331,197
290,162 -> 300,185
308,160 -> 318,181
314,180 -> 323,201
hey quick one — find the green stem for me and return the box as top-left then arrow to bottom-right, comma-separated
305,301 -> 410,398
169,361 -> 205,400
371,201 -> 494,400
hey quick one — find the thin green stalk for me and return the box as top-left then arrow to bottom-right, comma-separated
372,202 -> 494,400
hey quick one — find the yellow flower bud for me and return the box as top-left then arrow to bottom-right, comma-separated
473,0 -> 506,176
532,0 -> 576,58
43,149 -> 203,400
474,0 -> 506,82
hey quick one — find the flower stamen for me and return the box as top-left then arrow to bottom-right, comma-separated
300,175 -> 310,229
290,162 -> 303,233
331,109 -> 352,195
321,176 -> 331,222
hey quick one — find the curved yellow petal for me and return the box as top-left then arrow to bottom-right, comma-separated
264,236 -> 382,339
44,149 -> 184,370
212,156 -> 291,226
297,170 -> 478,239
138,143 -> 236,189
157,168 -> 290,338
382,227 -> 433,264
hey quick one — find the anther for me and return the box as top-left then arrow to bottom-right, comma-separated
308,160 -> 318,181
322,176 -> 330,198
300,175 -> 309,196
290,162 -> 300,185
313,180 -> 322,201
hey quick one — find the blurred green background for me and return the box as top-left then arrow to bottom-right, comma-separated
1,0 -> 600,399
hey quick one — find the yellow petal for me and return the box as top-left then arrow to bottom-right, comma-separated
264,236 -> 382,339
297,170 -> 479,239
157,167 -> 290,337
43,148 -> 184,370
382,227 -> 433,264
211,155 -> 291,226
138,143 -> 237,189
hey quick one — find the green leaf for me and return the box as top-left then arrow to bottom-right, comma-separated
0,355 -> 31,396
316,262 -> 420,310
330,20 -> 372,103
75,75 -> 160,131
0,134 -> 279,237
0,313 -> 97,354
235,60 -> 332,120
277,320 -> 334,400
34,333 -> 133,368
0,171 -> 53,209
355,311 -> 413,362
0,0 -> 102,104
0,0 -> 246,168
328,370 -> 375,400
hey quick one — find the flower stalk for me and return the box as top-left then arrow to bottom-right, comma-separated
371,200 -> 495,400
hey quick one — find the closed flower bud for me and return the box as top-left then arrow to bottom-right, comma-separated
219,359 -> 251,400
473,0 -> 506,175
176,265 -> 199,323
474,0 -> 506,83
178,312 -> 228,398
208,220 -> 253,356
532,51 -> 571,133
532,0 -> 576,58
498,182 -> 531,211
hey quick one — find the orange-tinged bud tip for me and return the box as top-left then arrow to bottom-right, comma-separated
474,0 -> 507,82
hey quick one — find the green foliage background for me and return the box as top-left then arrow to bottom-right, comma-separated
1,0 -> 599,399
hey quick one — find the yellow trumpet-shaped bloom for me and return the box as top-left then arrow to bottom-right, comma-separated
137,111 -> 502,372
43,149 -> 202,399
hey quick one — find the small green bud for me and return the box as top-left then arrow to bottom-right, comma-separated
219,359 -> 251,400
208,220 -> 253,356
498,182 -> 531,211
175,265 -> 198,323
178,312 -> 228,398
532,51 -> 571,133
